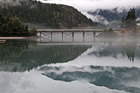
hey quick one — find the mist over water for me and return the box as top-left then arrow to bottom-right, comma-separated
0,37 -> 140,93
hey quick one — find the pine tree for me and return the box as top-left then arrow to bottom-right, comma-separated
125,8 -> 136,21
121,8 -> 136,30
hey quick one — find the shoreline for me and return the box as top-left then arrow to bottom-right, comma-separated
0,36 -> 39,40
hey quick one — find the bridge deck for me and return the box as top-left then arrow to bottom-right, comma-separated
37,29 -> 104,32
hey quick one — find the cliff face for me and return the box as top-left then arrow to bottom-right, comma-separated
0,0 -> 99,28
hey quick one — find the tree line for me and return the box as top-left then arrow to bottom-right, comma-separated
0,14 -> 37,36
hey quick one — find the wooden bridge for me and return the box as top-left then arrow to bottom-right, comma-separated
37,29 -> 104,42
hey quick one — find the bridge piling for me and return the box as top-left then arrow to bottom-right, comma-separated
83,32 -> 85,42
72,32 -> 74,42
62,32 -> 63,42
40,32 -> 41,37
51,32 -> 53,41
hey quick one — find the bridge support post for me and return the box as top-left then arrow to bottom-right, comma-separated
62,32 -> 63,42
40,32 -> 41,37
72,32 -> 74,42
39,32 -> 42,42
93,32 -> 96,37
51,32 -> 53,41
83,32 -> 85,42
93,32 -> 96,42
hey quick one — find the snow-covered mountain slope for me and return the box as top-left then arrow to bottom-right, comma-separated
88,7 -> 140,24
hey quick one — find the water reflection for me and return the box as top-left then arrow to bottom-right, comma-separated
41,66 -> 140,93
40,42 -> 140,93
0,40 -> 91,72
0,39 -> 140,93
89,42 -> 138,62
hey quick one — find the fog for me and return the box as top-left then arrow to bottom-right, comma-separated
39,0 -> 140,12
0,0 -> 30,6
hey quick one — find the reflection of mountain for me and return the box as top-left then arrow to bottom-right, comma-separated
39,42 -> 140,93
41,65 -> 140,93
89,43 -> 138,62
0,40 -> 91,72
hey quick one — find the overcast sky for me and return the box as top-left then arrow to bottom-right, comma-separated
39,0 -> 140,12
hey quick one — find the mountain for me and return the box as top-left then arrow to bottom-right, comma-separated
88,7 -> 140,24
0,0 -> 99,28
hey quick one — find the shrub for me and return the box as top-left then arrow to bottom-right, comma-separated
0,15 -> 36,36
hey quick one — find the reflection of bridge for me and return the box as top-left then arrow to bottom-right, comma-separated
37,29 -> 104,42
37,42 -> 105,46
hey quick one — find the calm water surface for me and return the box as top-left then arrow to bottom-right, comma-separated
0,37 -> 140,93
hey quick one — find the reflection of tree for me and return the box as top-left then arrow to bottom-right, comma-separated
12,45 -> 90,71
122,43 -> 137,62
0,40 -> 35,62
89,43 -> 137,62
89,44 -> 122,58
0,40 -> 90,72
0,40 -> 37,71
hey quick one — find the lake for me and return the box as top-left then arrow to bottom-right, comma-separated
0,36 -> 140,93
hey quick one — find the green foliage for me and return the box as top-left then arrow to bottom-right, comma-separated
125,8 -> 136,21
0,15 -> 37,36
121,8 -> 136,30
29,27 -> 37,36
0,1 -> 99,28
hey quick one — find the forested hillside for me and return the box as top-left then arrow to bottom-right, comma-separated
0,0 -> 99,28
